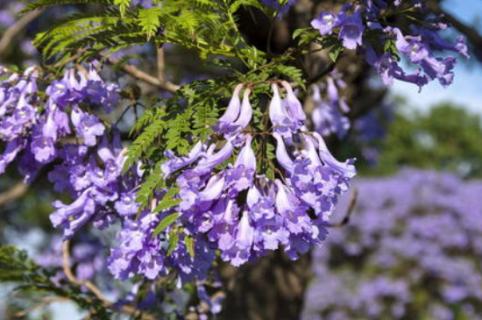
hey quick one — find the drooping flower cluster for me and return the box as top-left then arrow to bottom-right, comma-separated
311,70 -> 350,139
48,133 -> 141,238
108,209 -> 216,281
155,82 -> 355,269
311,1 -> 469,89
0,63 -> 223,285
302,169 -> 482,320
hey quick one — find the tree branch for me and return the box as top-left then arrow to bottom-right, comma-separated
157,46 -> 166,83
107,55 -> 180,93
0,9 -> 44,57
308,61 -> 336,85
0,182 -> 28,207
62,241 -> 155,320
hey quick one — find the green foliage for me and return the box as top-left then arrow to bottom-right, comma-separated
0,246 -> 112,319
153,212 -> 180,235
24,0 -> 111,11
185,236 -> 195,259
135,160 -> 164,207
154,187 -> 181,212
365,104 -> 482,178
27,0 -> 262,64
113,0 -> 131,16
124,108 -> 166,171
138,7 -> 162,39
166,229 -> 180,255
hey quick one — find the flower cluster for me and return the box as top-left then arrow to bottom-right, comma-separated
156,82 -> 355,270
310,70 -> 350,139
0,50 -> 352,311
303,169 -> 482,320
108,210 -> 216,281
0,65 -> 119,181
311,1 -> 469,89
48,133 -> 140,238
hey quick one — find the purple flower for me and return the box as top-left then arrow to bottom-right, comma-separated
213,84 -> 243,136
50,188 -> 97,238
311,74 -> 350,138
0,138 -> 25,174
108,213 -> 167,280
311,12 -> 337,36
394,28 -> 429,63
31,133 -> 56,163
338,11 -> 364,50
71,107 -> 105,146
269,83 -> 303,140
162,141 -> 204,178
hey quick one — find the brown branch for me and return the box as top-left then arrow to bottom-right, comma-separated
0,9 -> 44,57
157,46 -> 166,83
308,61 -> 336,85
0,182 -> 28,207
107,54 -> 180,93
62,241 -> 155,320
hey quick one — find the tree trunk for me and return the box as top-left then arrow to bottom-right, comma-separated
219,252 -> 312,320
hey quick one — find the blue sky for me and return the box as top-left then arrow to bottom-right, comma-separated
391,0 -> 482,114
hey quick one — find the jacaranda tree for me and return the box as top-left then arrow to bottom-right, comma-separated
0,0 -> 480,319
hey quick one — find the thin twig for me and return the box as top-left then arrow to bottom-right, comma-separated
0,9 -> 44,57
327,188 -> 358,228
0,182 -> 28,207
106,55 -> 180,93
308,61 -> 336,85
62,241 -> 155,320
157,46 -> 166,83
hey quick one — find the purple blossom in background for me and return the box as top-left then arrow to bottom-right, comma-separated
311,71 -> 350,139
311,12 -> 337,36
303,169 -> 482,320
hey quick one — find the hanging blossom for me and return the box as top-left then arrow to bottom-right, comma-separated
0,64 -> 222,286
310,1 -> 469,89
48,133 -> 141,238
311,70 -> 350,139
150,81 -> 356,270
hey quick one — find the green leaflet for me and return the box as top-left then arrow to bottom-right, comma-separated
154,187 -> 182,212
167,230 -> 180,256
153,212 -> 180,235
185,236 -> 195,259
